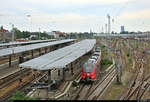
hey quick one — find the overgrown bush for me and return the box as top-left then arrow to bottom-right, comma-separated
72,81 -> 78,87
102,45 -> 105,48
127,53 -> 130,57
101,59 -> 113,65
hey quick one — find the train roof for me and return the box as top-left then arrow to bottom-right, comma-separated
91,56 -> 98,60
88,58 -> 96,63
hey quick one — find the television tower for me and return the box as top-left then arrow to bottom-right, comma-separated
107,14 -> 111,34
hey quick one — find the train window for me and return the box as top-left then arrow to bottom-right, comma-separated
91,56 -> 98,60
95,50 -> 100,52
84,62 -> 95,73
93,54 -> 99,56
89,59 -> 96,63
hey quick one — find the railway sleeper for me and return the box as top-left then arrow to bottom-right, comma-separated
0,69 -> 27,85
0,70 -> 31,89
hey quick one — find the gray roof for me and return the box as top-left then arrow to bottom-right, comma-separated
0,39 -> 56,47
19,39 -> 96,70
0,39 -> 75,57
94,33 -> 149,37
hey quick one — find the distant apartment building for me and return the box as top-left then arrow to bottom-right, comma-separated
121,26 -> 125,32
47,31 -> 68,38
0,26 -> 15,42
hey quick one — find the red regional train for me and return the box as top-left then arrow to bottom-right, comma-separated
82,46 -> 101,81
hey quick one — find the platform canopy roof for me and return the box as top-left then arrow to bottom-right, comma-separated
0,39 -> 56,47
0,39 -> 75,57
19,39 -> 96,70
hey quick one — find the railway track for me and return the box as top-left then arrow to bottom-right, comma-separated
25,72 -> 48,97
0,68 -> 44,100
75,64 -> 116,100
74,84 -> 85,100
121,42 -> 149,100
75,40 -> 116,100
103,38 -> 150,100
87,65 -> 116,100
122,73 -> 150,100
0,68 -> 30,89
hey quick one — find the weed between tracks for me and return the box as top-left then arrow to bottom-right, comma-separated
0,71 -> 39,100
142,54 -> 150,99
102,70 -> 133,100
100,39 -> 134,100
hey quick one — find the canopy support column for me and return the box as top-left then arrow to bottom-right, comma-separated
39,48 -> 41,56
45,48 -> 47,53
71,63 -> 74,75
9,55 -> 11,67
48,70 -> 51,91
63,68 -> 65,80
22,52 -> 25,63
19,52 -> 24,64
49,46 -> 51,52
19,56 -> 22,64
31,50 -> 34,59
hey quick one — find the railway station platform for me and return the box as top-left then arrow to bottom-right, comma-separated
19,39 -> 96,99
0,66 -> 20,79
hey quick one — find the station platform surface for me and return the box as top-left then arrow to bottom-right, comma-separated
0,65 -> 20,79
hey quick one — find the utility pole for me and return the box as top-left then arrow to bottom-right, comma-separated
115,41 -> 122,84
27,15 -> 31,32
27,15 -> 31,40
39,28 -> 41,40
90,29 -> 93,38
107,14 -> 111,34
112,18 -> 114,34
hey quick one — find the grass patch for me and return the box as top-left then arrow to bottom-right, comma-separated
104,82 -> 124,100
103,70 -> 132,100
101,59 -> 113,66
102,39 -> 133,100
128,56 -> 133,67
9,91 -> 40,100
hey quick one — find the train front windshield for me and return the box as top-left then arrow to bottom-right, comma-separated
84,62 -> 95,73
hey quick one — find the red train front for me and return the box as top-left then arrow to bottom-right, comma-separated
82,46 -> 101,81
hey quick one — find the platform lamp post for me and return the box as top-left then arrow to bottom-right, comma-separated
27,15 -> 31,39
39,28 -> 41,40
9,23 -> 15,42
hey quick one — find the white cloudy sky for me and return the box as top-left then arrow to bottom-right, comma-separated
0,0 -> 150,33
